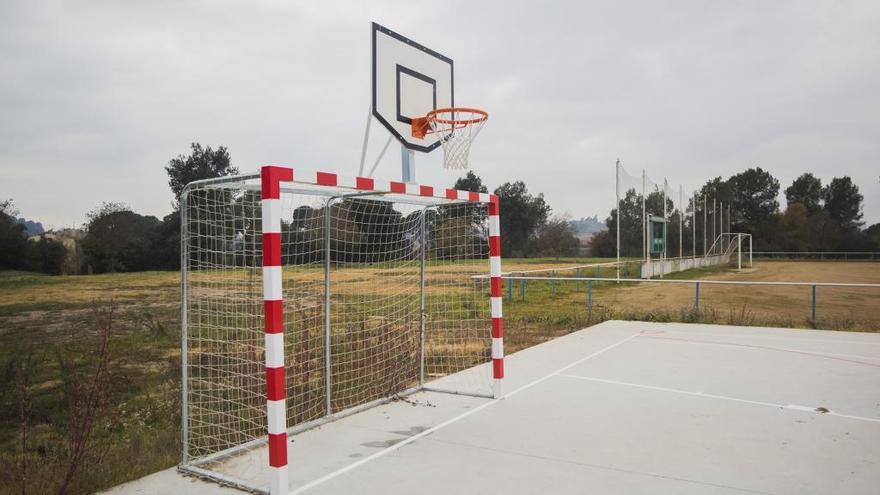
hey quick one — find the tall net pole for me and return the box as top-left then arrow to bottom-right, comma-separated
703,195 -> 707,256
691,192 -> 696,258
616,160 -> 620,280
642,170 -> 647,265
712,198 -> 717,255
663,179 -> 668,261
720,201 -> 724,254
679,185 -> 683,259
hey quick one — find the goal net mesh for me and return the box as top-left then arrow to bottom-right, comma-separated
180,180 -> 492,490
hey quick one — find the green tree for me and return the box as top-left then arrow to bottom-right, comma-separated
604,189 -> 646,257
453,171 -> 488,193
534,217 -> 580,258
728,167 -> 779,230
82,203 -> 160,273
149,211 -> 181,270
699,177 -> 734,206
493,181 -> 550,257
823,176 -> 863,229
0,199 -> 33,271
785,173 -> 823,213
33,237 -> 67,275
157,143 -> 238,269
165,143 -> 238,204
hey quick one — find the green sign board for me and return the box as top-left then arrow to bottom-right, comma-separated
649,216 -> 666,255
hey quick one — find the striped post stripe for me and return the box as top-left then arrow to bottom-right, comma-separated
261,165 -> 292,495
488,195 -> 504,399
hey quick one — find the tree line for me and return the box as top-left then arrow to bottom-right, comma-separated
591,167 -> 879,256
1,143 -> 584,276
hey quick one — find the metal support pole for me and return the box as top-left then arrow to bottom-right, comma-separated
695,282 -> 701,318
703,195 -> 707,256
180,190 -> 190,463
587,280 -> 593,319
662,180 -> 667,275
358,104 -> 372,176
811,285 -> 817,322
616,160 -> 621,281
679,185 -> 683,259
551,271 -> 557,296
713,198 -> 716,255
418,208 -> 426,386
575,268 -> 581,291
692,192 -> 696,259
324,199 -> 333,414
642,170 -> 647,264
401,145 -> 415,183
749,235 -> 753,267
520,279 -> 526,301
738,234 -> 742,271
508,275 -> 513,302
720,200 -> 723,255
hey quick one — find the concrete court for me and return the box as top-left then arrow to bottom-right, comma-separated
107,320 -> 880,495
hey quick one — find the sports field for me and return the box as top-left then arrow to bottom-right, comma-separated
0,259 -> 878,493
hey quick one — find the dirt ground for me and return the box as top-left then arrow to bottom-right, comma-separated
596,261 -> 880,330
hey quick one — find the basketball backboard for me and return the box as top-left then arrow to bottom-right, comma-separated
372,22 -> 453,153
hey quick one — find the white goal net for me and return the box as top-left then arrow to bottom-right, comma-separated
179,172 -> 498,492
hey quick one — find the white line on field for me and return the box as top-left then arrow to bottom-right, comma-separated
287,333 -> 640,494
556,374 -> 880,423
640,335 -> 880,362
652,329 -> 880,347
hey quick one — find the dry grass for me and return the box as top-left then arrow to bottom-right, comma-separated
595,261 -> 880,330
0,259 -> 877,494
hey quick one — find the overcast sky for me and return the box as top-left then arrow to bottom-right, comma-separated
2,0 -> 878,229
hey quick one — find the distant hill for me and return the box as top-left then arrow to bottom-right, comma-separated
570,216 -> 605,237
16,216 -> 44,235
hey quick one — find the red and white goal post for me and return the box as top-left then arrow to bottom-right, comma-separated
179,165 -> 504,494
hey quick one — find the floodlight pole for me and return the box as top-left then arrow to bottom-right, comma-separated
616,160 -> 620,281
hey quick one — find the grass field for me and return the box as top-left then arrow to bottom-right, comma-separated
0,259 -> 878,494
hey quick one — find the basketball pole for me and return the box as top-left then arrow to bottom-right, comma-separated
401,145 -> 415,183
358,105 -> 372,177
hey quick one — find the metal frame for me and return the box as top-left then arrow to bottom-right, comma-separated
179,167 -> 503,495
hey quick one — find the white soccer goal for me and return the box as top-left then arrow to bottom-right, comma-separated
179,167 -> 504,494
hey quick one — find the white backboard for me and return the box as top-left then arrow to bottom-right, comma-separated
372,22 -> 453,153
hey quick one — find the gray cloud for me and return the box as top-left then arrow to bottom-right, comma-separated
2,0 -> 878,228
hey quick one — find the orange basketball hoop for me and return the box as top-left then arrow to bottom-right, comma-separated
411,107 -> 488,169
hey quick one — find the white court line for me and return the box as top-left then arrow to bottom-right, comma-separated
557,374 -> 880,424
651,329 -> 880,347
288,333 -> 640,494
639,335 -> 880,362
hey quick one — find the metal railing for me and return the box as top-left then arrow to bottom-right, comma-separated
752,251 -> 879,261
501,275 -> 880,323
